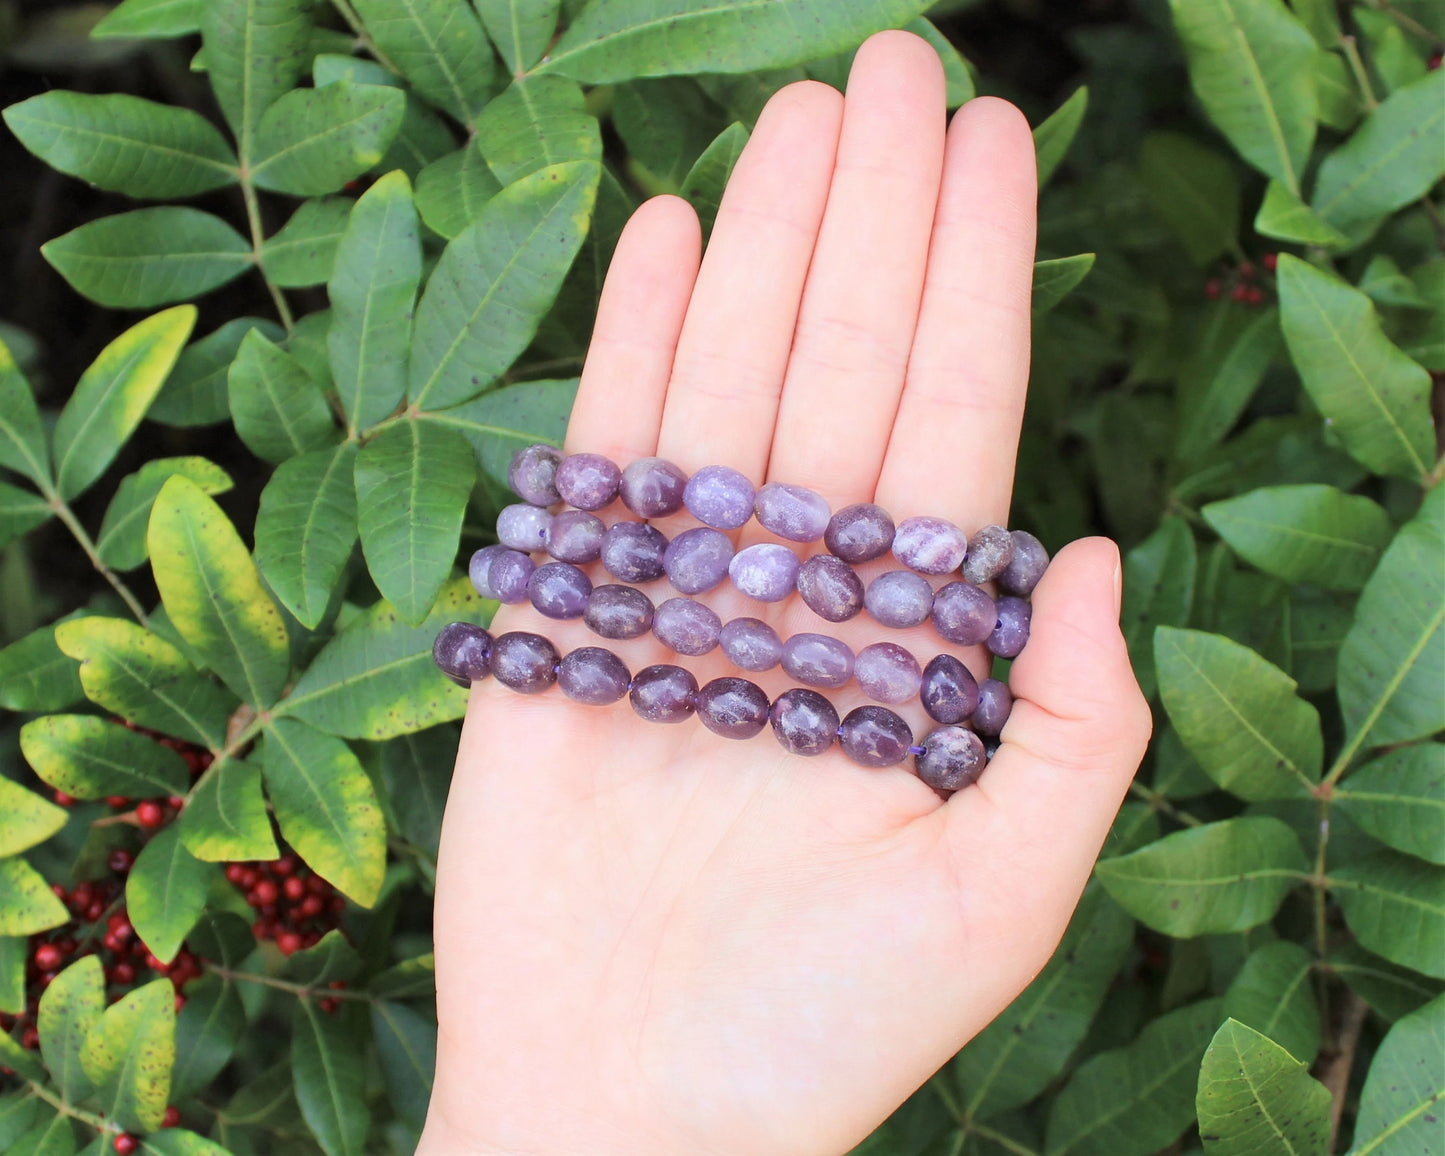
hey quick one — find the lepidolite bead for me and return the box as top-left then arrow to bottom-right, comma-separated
508,443 -> 562,506
490,632 -> 559,694
728,543 -> 800,602
920,654 -> 979,725
754,482 -> 830,542
629,664 -> 698,723
468,545 -> 509,599
719,618 -> 783,671
487,549 -> 535,604
527,562 -> 591,619
653,597 -> 722,656
496,504 -> 551,551
545,510 -> 605,563
974,678 -> 1013,736
915,726 -> 987,793
854,642 -> 922,704
554,453 -> 621,511
780,633 -> 854,689
838,706 -> 913,767
796,554 -> 864,622
961,524 -> 1014,584
619,456 -> 688,517
432,622 -> 492,687
683,464 -> 756,529
769,688 -> 839,756
931,582 -> 996,645
892,515 -> 968,575
864,570 -> 934,628
601,521 -> 668,583
999,531 -> 1049,596
695,677 -> 771,739
824,503 -> 895,563
987,596 -> 1032,658
664,527 -> 733,594
584,585 -> 654,640
557,647 -> 631,705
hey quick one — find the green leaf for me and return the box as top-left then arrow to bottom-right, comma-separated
531,168 -> 631,357
277,575 -> 477,739
1335,744 -> 1445,866
0,482 -> 51,550
379,724 -> 455,858
262,718 -> 385,906
327,171 -> 422,432
368,952 -> 434,999
291,999 -> 368,1156
1252,179 -> 1349,247
179,756 -> 279,862
255,443 -> 359,630
52,305 -> 197,501
1312,70 -> 1445,232
351,0 -> 496,128
251,81 -> 406,197
908,17 -> 973,109
127,825 -> 216,964
8,1112 -> 76,1156
475,77 -> 601,190
371,1001 -> 435,1131
1311,48 -> 1361,132
1121,517 -> 1196,700
475,0 -> 558,73
97,457 -> 233,572
1330,852 -> 1445,979
1166,0 -> 1317,194
1195,1018 -> 1330,1155
1329,942 -> 1443,1023
1220,941 -> 1320,1064
19,714 -> 189,799
0,777 -> 68,857
1033,254 -> 1096,317
92,0 -> 200,39
171,973 -> 245,1099
1137,132 -> 1239,265
140,1128 -> 234,1155
38,956 -> 103,1102
42,208 -> 252,310
612,78 -> 719,188
286,931 -> 363,987
0,938 -> 26,1014
1351,995 -> 1445,1156
227,330 -> 338,463
1286,591 -> 1353,693
1045,998 -> 1223,1156
953,887 -> 1133,1120
681,122 -> 747,240
1276,254 -> 1435,481
260,198 -> 353,288
53,617 -> 235,749
148,475 -> 291,707
0,1032 -> 46,1084
1034,86 -> 1088,187
2,92 -> 237,199
540,0 -> 933,83
150,318 -> 285,428
1154,627 -> 1320,800
1357,254 -> 1430,311
1174,304 -> 1281,463
0,338 -> 51,487
414,146 -> 501,240
1093,816 -> 1309,936
200,0 -> 312,152
0,1092 -> 38,1148
81,978 -> 175,1133
422,377 -> 577,489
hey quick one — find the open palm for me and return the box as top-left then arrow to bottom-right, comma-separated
423,32 -> 1151,1156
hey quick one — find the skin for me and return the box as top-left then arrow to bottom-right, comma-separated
421,31 -> 1152,1156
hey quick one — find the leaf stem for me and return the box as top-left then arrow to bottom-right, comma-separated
22,1076 -> 114,1134
969,1122 -> 1043,1156
43,491 -> 150,628
1128,781 -> 1204,827
929,1073 -> 964,1121
240,177 -> 295,333
1362,0 -> 1441,46
206,963 -> 374,1004
328,0 -> 401,74
1319,989 -> 1369,1152
1339,36 -> 1380,111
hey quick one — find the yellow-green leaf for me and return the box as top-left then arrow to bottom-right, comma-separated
0,337 -> 51,487
0,777 -> 68,857
0,857 -> 67,935
97,456 -> 234,573
38,956 -> 103,1103
127,825 -> 217,964
178,756 -> 278,862
19,714 -> 189,799
81,978 -> 176,1133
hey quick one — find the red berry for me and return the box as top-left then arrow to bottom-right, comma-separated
158,737 -> 181,750
301,931 -> 321,949
162,1106 -> 181,1129
102,931 -> 126,953
114,1134 -> 139,1155
174,993 -> 187,1012
318,998 -> 339,1013
306,874 -> 329,896
240,867 -> 261,889
33,943 -> 64,970
144,953 -> 170,974
1429,48 -> 1442,71
56,936 -> 77,956
71,882 -> 94,909
50,883 -> 68,902
1244,286 -> 1265,305
84,901 -> 105,922
105,796 -> 130,809
327,980 -> 347,990
21,1026 -> 39,1049
1203,278 -> 1221,299
110,961 -> 136,984
1263,252 -> 1278,271
107,913 -> 133,936
135,801 -> 165,829
251,920 -> 271,940
1237,260 -> 1256,280
276,932 -> 302,956
53,791 -> 76,808
1230,282 -> 1249,302
252,879 -> 279,906
166,795 -> 185,811
108,849 -> 134,874
329,896 -> 345,915
299,895 -> 324,919
282,876 -> 306,901
224,863 -> 247,886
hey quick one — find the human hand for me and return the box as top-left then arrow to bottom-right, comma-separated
421,30 -> 1152,1156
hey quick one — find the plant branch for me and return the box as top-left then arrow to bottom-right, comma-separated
1362,0 -> 1441,45
969,1122 -> 1043,1156
1339,36 -> 1380,111
929,1073 -> 964,1122
44,491 -> 150,627
207,963 -> 374,1004
240,178 -> 294,333
1128,781 -> 1204,827
1319,990 -> 1369,1153
328,0 -> 401,74
24,1076 -> 113,1133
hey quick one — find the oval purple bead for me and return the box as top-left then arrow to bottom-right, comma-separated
961,524 -> 1015,585
920,654 -> 980,725
496,504 -> 551,551
769,688 -> 840,756
554,453 -> 621,511
824,503 -> 896,564
915,726 -> 987,793
974,678 -> 1013,736
432,622 -> 492,687
987,596 -> 1032,658
864,570 -> 934,628
932,582 -> 997,646
796,554 -> 864,623
892,515 -> 968,575
780,633 -> 854,689
652,597 -> 722,656
600,521 -> 668,584
629,664 -> 698,723
468,544 -> 509,599
683,464 -> 756,530
694,677 -> 771,740
490,632 -> 559,694
545,509 -> 605,564
854,642 -> 923,705
508,443 -> 562,506
663,527 -> 734,594
718,618 -> 783,672
838,706 -> 913,768
753,482 -> 830,543
584,584 -> 654,640
728,543 -> 800,602
999,531 -> 1049,596
619,456 -> 688,518
487,549 -> 535,604
527,561 -> 592,619
557,646 -> 631,705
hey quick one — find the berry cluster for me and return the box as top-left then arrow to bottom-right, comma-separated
1203,254 -> 1276,306
224,854 -> 347,956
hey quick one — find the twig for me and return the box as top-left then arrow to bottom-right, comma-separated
240,179 -> 294,332
1339,36 -> 1380,111
206,963 -> 374,1004
45,493 -> 150,627
1128,781 -> 1204,827
328,0 -> 401,74
1319,990 -> 1369,1152
970,1122 -> 1043,1156
23,1076 -> 114,1133
1363,0 -> 1441,45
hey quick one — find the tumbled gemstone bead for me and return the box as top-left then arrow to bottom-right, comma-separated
999,531 -> 1049,596
508,443 -> 562,506
824,503 -> 896,564
683,464 -> 756,530
629,664 -> 698,723
600,521 -> 668,583
753,482 -> 830,542
468,544 -> 509,599
796,554 -> 864,622
490,632 -> 559,694
931,582 -> 997,645
584,584 -> 655,640
973,678 -> 1013,736
920,654 -> 979,725
988,596 -> 1032,658
496,504 -> 551,552
864,570 -> 934,628
487,549 -> 535,604
718,617 -> 783,672
653,597 -> 722,656
961,524 -> 1015,585
854,642 -> 923,704
557,646 -> 631,705
545,509 -> 605,564
663,527 -> 733,594
780,633 -> 854,689
432,622 -> 492,687
554,453 -> 621,511
527,561 -> 592,619
892,515 -> 968,575
838,706 -> 913,768
695,677 -> 770,739
769,688 -> 840,756
728,543 -> 800,602
915,726 -> 987,793
619,456 -> 688,517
